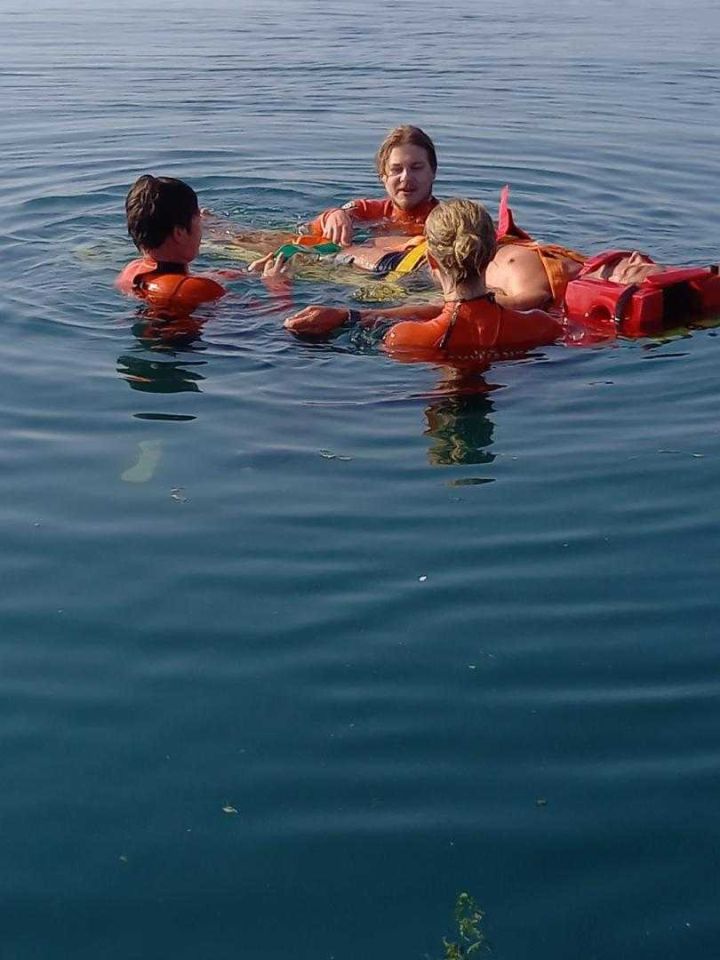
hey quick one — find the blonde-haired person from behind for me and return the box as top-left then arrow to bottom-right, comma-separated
423,197 -> 497,290
284,198 -> 562,360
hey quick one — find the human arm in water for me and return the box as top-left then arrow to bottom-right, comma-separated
283,301 -> 441,336
285,300 -> 561,356
201,253 -> 293,289
304,199 -> 395,247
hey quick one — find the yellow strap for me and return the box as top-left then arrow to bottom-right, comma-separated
385,238 -> 429,281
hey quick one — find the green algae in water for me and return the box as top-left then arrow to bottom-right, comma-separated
441,893 -> 489,959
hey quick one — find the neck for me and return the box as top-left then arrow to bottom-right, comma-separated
144,240 -> 192,267
441,277 -> 489,302
153,260 -> 189,274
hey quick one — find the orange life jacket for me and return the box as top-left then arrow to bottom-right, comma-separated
383,295 -> 562,361
116,258 -> 225,312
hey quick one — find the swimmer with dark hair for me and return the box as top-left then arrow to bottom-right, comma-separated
116,174 -> 290,312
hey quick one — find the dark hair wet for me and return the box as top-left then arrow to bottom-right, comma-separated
125,175 -> 199,252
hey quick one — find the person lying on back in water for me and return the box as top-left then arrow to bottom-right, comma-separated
206,116 -> 663,313
283,198 -> 562,361
263,182 -> 588,310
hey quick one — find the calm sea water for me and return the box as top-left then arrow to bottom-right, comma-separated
2,1 -> 720,957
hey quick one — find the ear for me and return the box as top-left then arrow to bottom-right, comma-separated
172,224 -> 189,241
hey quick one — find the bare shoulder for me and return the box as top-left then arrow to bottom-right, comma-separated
489,243 -> 548,290
492,243 -> 544,268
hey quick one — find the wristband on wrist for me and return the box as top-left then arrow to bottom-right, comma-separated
346,308 -> 362,325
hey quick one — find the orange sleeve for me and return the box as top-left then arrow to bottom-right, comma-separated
383,314 -> 447,351
347,198 -> 394,222
305,198 -> 393,237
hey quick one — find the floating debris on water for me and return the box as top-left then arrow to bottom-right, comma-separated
319,449 -> 352,461
170,487 -> 189,502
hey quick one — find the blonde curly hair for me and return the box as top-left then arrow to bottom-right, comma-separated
425,199 -> 496,285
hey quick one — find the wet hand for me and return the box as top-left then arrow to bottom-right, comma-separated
322,209 -> 354,246
262,252 -> 293,279
258,253 -> 294,293
283,306 -> 347,335
248,252 -> 273,273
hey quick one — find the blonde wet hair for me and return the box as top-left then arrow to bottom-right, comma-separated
425,199 -> 497,285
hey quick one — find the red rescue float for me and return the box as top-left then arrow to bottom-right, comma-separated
564,251 -> 720,337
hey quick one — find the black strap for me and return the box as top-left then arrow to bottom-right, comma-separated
439,293 -> 495,351
154,261 -> 187,275
613,284 -> 639,324
438,302 -> 460,351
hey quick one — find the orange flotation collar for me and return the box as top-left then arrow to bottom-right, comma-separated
383,295 -> 562,363
133,268 -> 225,313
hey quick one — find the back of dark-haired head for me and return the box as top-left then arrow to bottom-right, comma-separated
375,125 -> 438,179
125,175 -> 199,251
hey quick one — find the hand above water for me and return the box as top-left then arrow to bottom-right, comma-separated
247,252 -> 294,291
284,306 -> 348,336
320,208 -> 354,246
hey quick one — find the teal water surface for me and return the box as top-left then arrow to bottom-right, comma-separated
2,1 -> 720,958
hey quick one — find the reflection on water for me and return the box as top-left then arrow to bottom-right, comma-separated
131,308 -> 207,349
424,390 -> 496,466
117,353 -> 206,394
116,306 -> 211,394
422,369 -> 500,466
